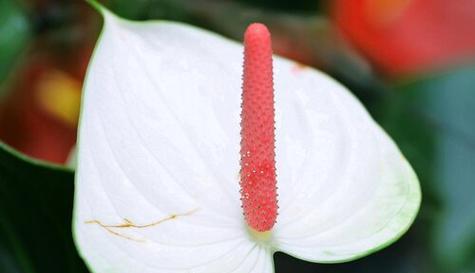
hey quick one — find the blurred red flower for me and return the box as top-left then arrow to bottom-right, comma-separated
333,0 -> 475,75
0,58 -> 84,164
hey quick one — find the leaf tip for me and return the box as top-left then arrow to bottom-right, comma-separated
85,0 -> 114,18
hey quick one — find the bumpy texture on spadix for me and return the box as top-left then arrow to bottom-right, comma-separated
240,23 -> 278,232
74,7 -> 421,273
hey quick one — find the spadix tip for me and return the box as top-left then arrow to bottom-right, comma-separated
244,23 -> 271,41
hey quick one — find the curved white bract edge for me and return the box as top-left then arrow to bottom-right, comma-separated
73,8 -> 420,273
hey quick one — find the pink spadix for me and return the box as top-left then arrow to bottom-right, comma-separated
240,23 -> 278,232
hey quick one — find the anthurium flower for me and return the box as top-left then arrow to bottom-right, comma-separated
73,5 -> 421,273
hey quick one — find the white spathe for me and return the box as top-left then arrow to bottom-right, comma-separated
73,8 -> 421,273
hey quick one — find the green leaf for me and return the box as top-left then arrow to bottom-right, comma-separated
0,142 -> 89,273
379,65 -> 475,273
0,0 -> 32,95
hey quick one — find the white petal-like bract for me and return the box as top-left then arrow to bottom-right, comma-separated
74,8 -> 420,273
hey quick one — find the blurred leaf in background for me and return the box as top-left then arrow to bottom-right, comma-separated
0,0 -> 32,97
230,0 -> 320,12
108,0 -> 322,19
0,143 -> 88,273
378,65 -> 475,273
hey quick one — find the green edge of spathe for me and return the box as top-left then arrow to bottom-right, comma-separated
71,2 -> 106,273
282,141 -> 422,264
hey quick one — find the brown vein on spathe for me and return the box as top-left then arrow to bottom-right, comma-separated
85,208 -> 199,242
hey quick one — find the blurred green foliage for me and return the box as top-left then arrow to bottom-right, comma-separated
238,0 -> 320,12
107,0 -> 322,20
0,143 -> 88,273
381,65 -> 475,273
0,0 -> 31,96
